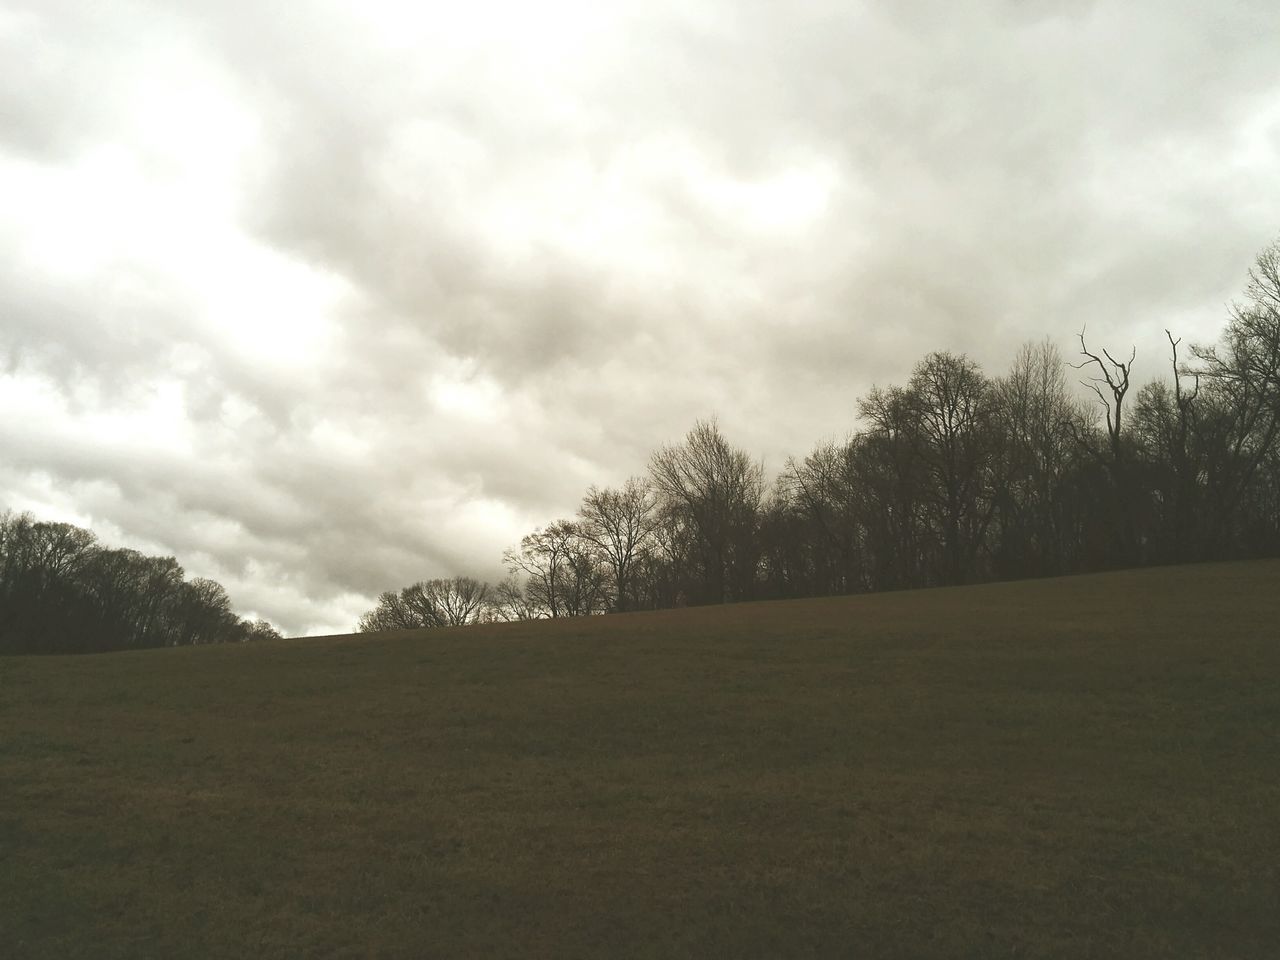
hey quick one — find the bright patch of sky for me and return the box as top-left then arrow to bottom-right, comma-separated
3,0 -> 1279,633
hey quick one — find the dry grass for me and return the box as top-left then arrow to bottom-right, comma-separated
2,561 -> 1279,958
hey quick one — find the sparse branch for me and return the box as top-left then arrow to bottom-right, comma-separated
1071,328 -> 1134,465
1167,329 -> 1200,407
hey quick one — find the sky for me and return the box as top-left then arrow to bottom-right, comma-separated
3,0 -> 1279,635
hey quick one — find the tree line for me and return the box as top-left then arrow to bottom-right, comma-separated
360,238 -> 1280,631
0,512 -> 281,654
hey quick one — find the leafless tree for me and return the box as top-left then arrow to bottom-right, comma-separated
357,577 -> 490,632
421,576 -> 490,626
649,419 -> 763,604
1072,328 -> 1135,469
357,591 -> 413,632
855,385 -> 926,588
778,439 -> 864,594
906,352 -> 1003,585
1132,332 -> 1205,560
243,619 -> 283,642
577,478 -> 656,612
1068,329 -> 1142,563
994,339 -> 1086,575
481,574 -> 539,622
503,520 -> 606,618
1188,241 -> 1280,553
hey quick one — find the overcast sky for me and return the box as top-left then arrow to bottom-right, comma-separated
2,0 -> 1278,635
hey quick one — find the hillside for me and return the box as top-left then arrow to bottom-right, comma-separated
3,562 -> 1278,958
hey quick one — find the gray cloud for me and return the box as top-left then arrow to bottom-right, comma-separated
2,0 -> 1279,634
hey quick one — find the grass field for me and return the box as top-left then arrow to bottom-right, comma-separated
2,562 -> 1278,958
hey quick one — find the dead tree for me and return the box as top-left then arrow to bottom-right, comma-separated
1072,328 -> 1135,469
1070,329 -> 1138,563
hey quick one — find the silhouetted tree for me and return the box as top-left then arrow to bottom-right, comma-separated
1131,332 -> 1203,561
1070,330 -> 1141,565
775,439 -> 866,596
855,386 -> 927,589
482,574 -> 539,622
443,238 -> 1280,622
1190,241 -> 1280,555
357,577 -> 490,632
906,352 -> 1004,585
502,521 -> 606,618
992,340 -> 1086,577
649,419 -> 763,604
577,478 -> 656,612
0,512 -> 278,654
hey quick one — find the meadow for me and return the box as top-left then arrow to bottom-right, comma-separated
2,561 -> 1278,958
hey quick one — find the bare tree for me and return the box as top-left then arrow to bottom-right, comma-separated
1072,328 -> 1135,469
649,419 -> 764,604
906,352 -> 1003,585
358,591 -> 414,632
577,478 -> 656,612
503,520 -> 606,618
1189,241 -> 1280,552
357,577 -> 490,632
1069,329 -> 1141,564
170,578 -> 238,646
243,619 -> 283,642
1132,332 -> 1204,560
855,385 -> 926,589
420,577 -> 490,626
482,574 -> 539,622
778,439 -> 864,595
994,339 -> 1086,576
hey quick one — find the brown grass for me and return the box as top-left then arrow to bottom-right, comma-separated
2,561 -> 1279,958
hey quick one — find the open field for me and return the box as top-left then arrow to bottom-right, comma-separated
2,562 -> 1279,958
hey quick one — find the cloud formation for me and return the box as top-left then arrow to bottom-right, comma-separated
3,0 -> 1279,633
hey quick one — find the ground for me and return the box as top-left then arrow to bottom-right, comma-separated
2,561 -> 1278,958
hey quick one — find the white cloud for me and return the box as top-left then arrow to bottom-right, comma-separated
2,0 -> 1279,634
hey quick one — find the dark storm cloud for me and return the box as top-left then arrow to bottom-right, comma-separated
2,0 -> 1278,633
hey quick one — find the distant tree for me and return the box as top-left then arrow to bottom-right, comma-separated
490,238 -> 1280,609
243,619 -> 283,642
628,513 -> 687,610
855,385 -> 927,589
1072,331 -> 1135,470
1070,330 -> 1140,565
356,577 -> 490,632
649,419 -> 763,604
905,352 -> 1003,585
1190,240 -> 1280,554
757,478 -> 823,599
420,577 -> 490,626
503,520 -> 606,618
577,478 -> 656,612
504,523 -> 571,619
137,556 -> 188,647
1131,332 -> 1204,562
776,439 -> 865,596
482,574 -> 539,622
0,511 -> 277,654
174,578 -> 239,646
357,591 -> 414,632
992,340 -> 1086,576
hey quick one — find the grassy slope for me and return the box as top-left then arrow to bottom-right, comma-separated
2,562 -> 1278,959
